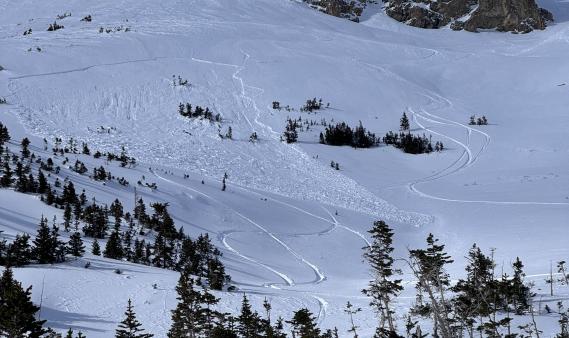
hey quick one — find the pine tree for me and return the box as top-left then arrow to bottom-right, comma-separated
92,238 -> 101,256
67,232 -> 85,257
0,268 -> 47,337
400,112 -> 410,131
363,221 -> 402,335
115,299 -> 154,338
104,230 -> 124,260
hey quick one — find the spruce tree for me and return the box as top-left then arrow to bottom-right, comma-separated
33,216 -> 57,264
115,299 -> 154,338
67,232 -> 85,257
408,234 -> 454,338
452,244 -> 495,334
152,233 -> 174,269
6,233 -> 33,267
21,137 -> 31,158
238,295 -> 263,338
168,270 -> 216,338
37,170 -> 48,194
400,112 -> 410,131
287,308 -> 321,338
92,238 -> 101,256
511,257 -> 531,314
0,268 -> 47,337
362,220 -> 402,335
104,231 -> 124,260
1,161 -> 13,187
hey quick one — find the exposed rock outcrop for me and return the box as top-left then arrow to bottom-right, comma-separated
302,0 -> 375,21
385,0 -> 553,32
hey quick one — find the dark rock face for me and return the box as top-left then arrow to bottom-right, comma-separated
385,0 -> 553,32
302,0 -> 372,21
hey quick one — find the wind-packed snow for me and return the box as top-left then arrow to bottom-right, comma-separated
0,0 -> 569,336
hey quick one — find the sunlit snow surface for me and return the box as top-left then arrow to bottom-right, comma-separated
0,0 -> 569,336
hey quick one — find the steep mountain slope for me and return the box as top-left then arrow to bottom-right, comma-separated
1,0 -> 569,336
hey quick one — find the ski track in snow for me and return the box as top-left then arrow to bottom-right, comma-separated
409,101 -> 569,206
150,169 -> 334,322
360,58 -> 567,206
151,170 -> 326,284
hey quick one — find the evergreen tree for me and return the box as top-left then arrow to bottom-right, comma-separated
207,256 -> 228,290
287,308 -> 321,338
21,137 -> 31,158
6,233 -> 33,267
115,299 -> 154,338
408,234 -> 454,338
152,233 -> 174,269
168,270 -> 218,338
1,161 -> 13,187
511,257 -> 531,314
0,268 -> 47,337
37,170 -> 48,194
67,232 -> 85,257
33,216 -> 58,264
63,203 -> 73,231
238,295 -> 263,338
283,118 -> 298,143
104,230 -> 124,260
400,112 -> 410,131
92,238 -> 101,256
452,244 -> 495,335
362,220 -> 402,335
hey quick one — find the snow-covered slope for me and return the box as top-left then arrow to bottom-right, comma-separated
1,0 -> 569,336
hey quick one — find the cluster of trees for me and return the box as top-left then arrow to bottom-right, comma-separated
0,217 -> 84,267
362,220 -> 544,338
178,102 -> 222,122
100,198 -> 231,290
319,121 -> 378,148
300,98 -> 327,112
0,124 -> 231,291
283,118 -> 299,143
469,115 -> 489,126
99,25 -> 131,34
167,269 -> 339,338
383,131 -> 442,154
1,263 -> 341,338
172,75 -> 189,87
47,21 -> 64,31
